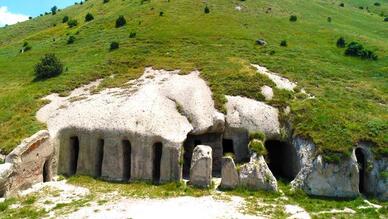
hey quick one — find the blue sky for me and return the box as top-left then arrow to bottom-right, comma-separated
0,0 -> 75,26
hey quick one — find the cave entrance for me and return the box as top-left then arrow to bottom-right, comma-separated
182,139 -> 202,179
43,160 -> 50,182
222,139 -> 234,155
153,142 -> 163,183
355,148 -> 366,194
264,140 -> 297,182
69,136 -> 80,176
122,140 -> 131,181
96,139 -> 104,178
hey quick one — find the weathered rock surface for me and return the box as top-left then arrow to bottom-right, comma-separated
239,155 -> 277,191
0,130 -> 52,197
190,145 -> 212,187
220,157 -> 239,189
260,85 -> 273,101
251,64 -> 296,91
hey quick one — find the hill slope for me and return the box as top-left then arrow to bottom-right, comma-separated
0,0 -> 387,159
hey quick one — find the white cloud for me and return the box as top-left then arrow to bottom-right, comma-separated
0,6 -> 29,26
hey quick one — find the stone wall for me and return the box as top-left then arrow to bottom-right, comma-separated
0,130 -> 53,197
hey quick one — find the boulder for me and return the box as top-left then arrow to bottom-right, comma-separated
0,163 -> 13,196
190,145 -> 212,187
239,155 -> 277,191
255,39 -> 267,46
220,157 -> 239,189
260,85 -> 274,101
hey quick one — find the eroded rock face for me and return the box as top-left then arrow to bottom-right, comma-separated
239,155 -> 277,191
220,157 -> 239,189
295,155 -> 358,198
0,130 -> 53,197
190,145 -> 212,187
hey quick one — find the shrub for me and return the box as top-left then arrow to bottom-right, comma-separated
336,37 -> 346,48
129,32 -> 137,38
289,15 -> 297,22
85,13 -> 94,22
51,6 -> 58,15
159,11 -> 164,16
204,5 -> 210,14
110,41 -> 119,50
34,54 -> 63,80
345,42 -> 378,60
327,17 -> 332,22
248,139 -> 267,156
116,16 -> 126,28
280,40 -> 287,47
62,16 -> 69,23
67,36 -> 76,44
103,0 -> 109,3
67,19 -> 78,28
249,131 -> 266,141
374,2 -> 381,6
20,42 -> 32,53
384,17 -> 388,22
339,3 -> 344,7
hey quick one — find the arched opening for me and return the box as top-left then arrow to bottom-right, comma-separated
122,140 -> 131,181
355,148 -> 366,194
43,160 -> 50,182
69,136 -> 80,176
222,139 -> 234,155
264,140 -> 298,182
96,139 -> 104,178
153,142 -> 163,183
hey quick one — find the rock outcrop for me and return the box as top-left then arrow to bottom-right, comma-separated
0,130 -> 53,197
190,145 -> 212,187
220,157 -> 239,189
239,155 -> 277,191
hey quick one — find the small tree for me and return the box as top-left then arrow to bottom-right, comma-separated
116,16 -> 126,28
280,40 -> 288,47
339,3 -> 345,7
129,32 -> 137,38
67,36 -> 76,44
336,37 -> 346,48
289,15 -> 297,22
110,41 -> 119,50
67,19 -> 78,28
85,13 -> 94,22
34,54 -> 63,80
204,5 -> 210,14
51,6 -> 58,15
327,17 -> 332,22
103,0 -> 109,3
384,17 -> 388,22
63,16 -> 69,23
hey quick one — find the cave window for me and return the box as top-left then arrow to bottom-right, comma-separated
43,160 -> 50,182
96,139 -> 104,178
222,139 -> 234,155
264,140 -> 297,182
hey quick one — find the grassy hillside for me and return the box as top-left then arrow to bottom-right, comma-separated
0,0 -> 387,159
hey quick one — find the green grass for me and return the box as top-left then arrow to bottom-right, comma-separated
0,0 -> 386,159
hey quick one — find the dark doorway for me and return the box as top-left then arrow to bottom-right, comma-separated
122,140 -> 131,181
43,160 -> 50,182
69,136 -> 80,176
222,139 -> 234,155
355,148 -> 366,194
153,142 -> 163,183
264,140 -> 297,182
194,140 -> 201,146
96,139 -> 104,177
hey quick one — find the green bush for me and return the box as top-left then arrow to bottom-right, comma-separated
336,37 -> 346,48
327,17 -> 332,22
110,41 -> 119,50
116,15 -> 126,28
129,32 -> 137,38
339,3 -> 344,7
374,2 -> 381,6
51,6 -> 57,15
289,15 -> 297,22
67,19 -> 78,28
384,17 -> 388,22
103,0 -> 109,3
34,54 -> 63,80
345,41 -> 378,60
204,6 -> 210,14
67,36 -> 76,44
249,131 -> 266,141
62,16 -> 69,23
20,42 -> 32,53
85,13 -> 94,22
280,40 -> 287,47
248,139 -> 267,156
